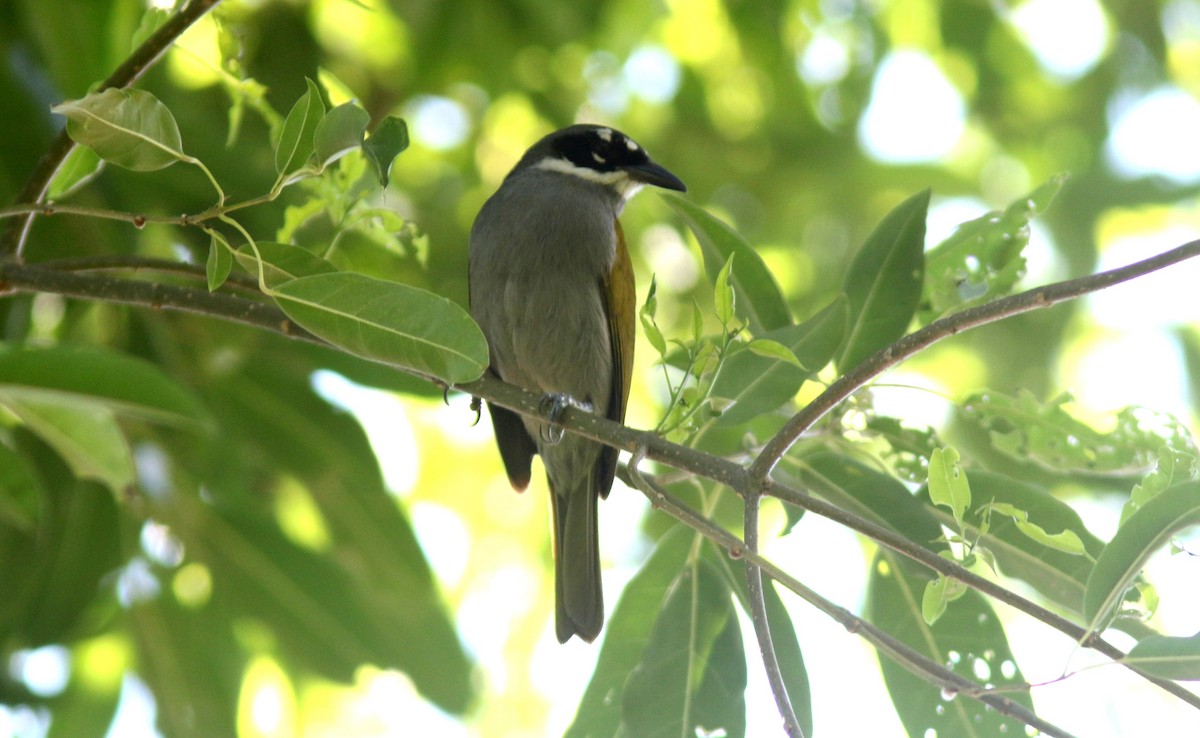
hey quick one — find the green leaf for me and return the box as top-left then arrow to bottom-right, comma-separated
922,566 -> 966,625
0,441 -> 43,530
1124,446 -> 1198,524
51,88 -> 187,171
130,6 -> 171,50
714,253 -> 736,326
1083,481 -> 1200,630
961,390 -> 1194,474
663,193 -> 791,334
271,272 -> 488,384
314,102 -> 370,168
981,502 -> 1087,556
0,346 -> 209,427
867,550 -> 1032,737
275,78 -> 326,176
567,526 -> 695,738
864,416 -> 943,483
711,297 -> 846,426
206,231 -> 233,292
639,276 -> 668,355
837,189 -> 929,372
0,399 -> 134,493
920,174 -> 1066,322
1124,632 -> 1200,680
962,472 -> 1102,614
928,447 -> 970,527
46,145 -> 103,199
745,338 -> 805,368
234,241 -> 337,288
622,560 -> 746,738
362,115 -> 410,187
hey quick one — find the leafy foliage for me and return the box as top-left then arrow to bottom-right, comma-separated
4,1 -> 1200,737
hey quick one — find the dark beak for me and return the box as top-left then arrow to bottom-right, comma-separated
624,161 -> 687,192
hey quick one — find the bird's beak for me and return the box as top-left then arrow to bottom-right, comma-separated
623,161 -> 687,192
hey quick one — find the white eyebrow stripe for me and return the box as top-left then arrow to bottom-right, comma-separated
533,157 -> 644,198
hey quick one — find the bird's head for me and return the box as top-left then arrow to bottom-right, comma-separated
509,124 -> 687,199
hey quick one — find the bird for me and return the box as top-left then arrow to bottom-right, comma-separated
468,124 -> 686,643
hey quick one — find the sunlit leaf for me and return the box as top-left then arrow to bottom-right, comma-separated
51,88 -> 186,171
920,174 -> 1066,322
711,297 -> 845,426
981,502 -> 1087,556
275,77 -> 325,176
314,102 -> 370,168
1124,632 -> 1200,680
714,253 -> 736,326
928,447 -> 970,526
46,145 -> 103,199
837,189 -> 929,372
363,115 -> 409,187
961,390 -> 1195,474
1083,481 -> 1200,630
0,399 -> 133,493
664,193 -> 791,334
271,272 -> 488,384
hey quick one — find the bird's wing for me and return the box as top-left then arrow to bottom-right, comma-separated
597,218 -> 636,499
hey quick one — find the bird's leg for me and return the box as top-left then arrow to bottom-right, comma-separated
538,393 -> 593,445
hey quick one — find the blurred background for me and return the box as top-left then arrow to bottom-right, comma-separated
3,0 -> 1200,735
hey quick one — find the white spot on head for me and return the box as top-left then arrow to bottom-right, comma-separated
596,127 -> 614,143
626,137 -> 639,151
592,152 -> 607,164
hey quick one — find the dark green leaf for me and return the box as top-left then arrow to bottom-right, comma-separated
362,115 -> 410,187
664,193 -> 791,334
1084,481 -> 1200,629
275,78 -> 325,176
837,189 -> 929,372
622,560 -> 746,738
0,440 -> 43,530
711,297 -> 846,426
51,88 -> 186,171
0,346 -> 209,428
271,272 -> 488,384
314,102 -> 370,167
567,525 -> 694,738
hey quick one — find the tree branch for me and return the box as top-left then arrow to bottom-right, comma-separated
5,251 -> 1200,713
621,459 -> 1078,738
1,0 -> 223,259
748,237 -> 1200,485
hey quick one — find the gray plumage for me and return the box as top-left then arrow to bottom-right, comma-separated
468,124 -> 685,643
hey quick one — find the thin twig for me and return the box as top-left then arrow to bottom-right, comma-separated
1,0 -> 223,258
620,464 -> 1078,738
742,489 -> 804,738
748,238 -> 1200,484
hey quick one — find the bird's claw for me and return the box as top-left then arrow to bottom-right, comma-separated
538,393 -> 592,445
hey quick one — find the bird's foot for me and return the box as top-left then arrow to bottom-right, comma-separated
538,393 -> 592,445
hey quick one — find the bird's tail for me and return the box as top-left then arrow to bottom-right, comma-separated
551,475 -> 603,643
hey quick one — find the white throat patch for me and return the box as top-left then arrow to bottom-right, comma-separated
534,157 -> 643,199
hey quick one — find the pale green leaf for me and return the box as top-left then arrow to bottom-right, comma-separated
276,78 -> 326,175
51,88 -> 186,171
